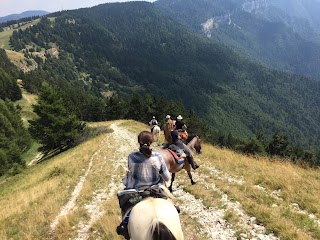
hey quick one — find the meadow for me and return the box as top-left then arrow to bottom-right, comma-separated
0,119 -> 319,239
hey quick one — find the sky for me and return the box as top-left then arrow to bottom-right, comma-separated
0,0 -> 156,17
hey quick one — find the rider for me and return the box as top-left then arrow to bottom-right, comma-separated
175,115 -> 188,141
116,131 -> 171,239
170,130 -> 199,170
149,116 -> 158,132
164,114 -> 174,144
175,115 -> 187,132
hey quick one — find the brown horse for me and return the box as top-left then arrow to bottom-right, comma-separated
187,135 -> 202,154
158,136 -> 202,192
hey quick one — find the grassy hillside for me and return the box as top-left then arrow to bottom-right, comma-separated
15,81 -> 38,125
0,19 -> 40,49
0,120 -> 319,239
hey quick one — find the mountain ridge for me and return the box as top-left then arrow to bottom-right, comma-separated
0,10 -> 49,23
155,0 -> 320,81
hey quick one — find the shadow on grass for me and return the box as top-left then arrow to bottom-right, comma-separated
36,126 -> 114,164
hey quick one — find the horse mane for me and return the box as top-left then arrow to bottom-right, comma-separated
149,219 -> 177,240
129,198 -> 183,239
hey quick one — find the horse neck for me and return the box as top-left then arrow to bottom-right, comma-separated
187,137 -> 197,147
129,198 -> 183,240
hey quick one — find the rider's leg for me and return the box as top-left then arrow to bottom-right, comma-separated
187,155 -> 199,170
116,210 -> 130,239
182,144 -> 199,170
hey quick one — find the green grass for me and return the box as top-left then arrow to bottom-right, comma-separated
0,19 -> 41,49
22,141 -> 41,164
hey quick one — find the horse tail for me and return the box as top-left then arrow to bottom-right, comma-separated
149,219 -> 176,240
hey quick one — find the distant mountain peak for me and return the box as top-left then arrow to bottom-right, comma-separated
0,10 -> 49,23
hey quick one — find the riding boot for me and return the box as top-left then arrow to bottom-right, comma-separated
187,156 -> 199,170
116,222 -> 130,239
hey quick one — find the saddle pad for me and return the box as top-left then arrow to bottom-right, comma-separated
167,149 -> 184,164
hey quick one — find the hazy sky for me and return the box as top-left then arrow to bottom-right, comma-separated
0,0 -> 156,17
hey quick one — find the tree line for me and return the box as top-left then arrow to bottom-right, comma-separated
28,83 -> 320,169
1,75 -> 319,177
2,5 -> 320,176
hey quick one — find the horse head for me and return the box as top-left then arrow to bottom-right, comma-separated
194,136 -> 202,154
187,135 -> 202,154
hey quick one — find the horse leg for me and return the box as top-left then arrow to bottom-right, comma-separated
187,170 -> 196,185
169,173 -> 175,192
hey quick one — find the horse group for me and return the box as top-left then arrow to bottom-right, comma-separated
127,129 -> 202,240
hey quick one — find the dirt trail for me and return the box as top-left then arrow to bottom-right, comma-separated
49,123 -> 278,239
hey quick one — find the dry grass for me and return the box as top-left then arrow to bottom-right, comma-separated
0,120 -> 319,239
193,144 -> 320,239
5,49 -> 25,61
0,132 -> 107,239
15,83 -> 38,126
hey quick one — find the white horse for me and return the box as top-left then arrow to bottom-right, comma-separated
128,197 -> 184,240
151,125 -> 161,142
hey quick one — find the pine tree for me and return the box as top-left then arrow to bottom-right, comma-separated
267,133 -> 289,157
0,99 -> 30,175
29,83 -> 86,153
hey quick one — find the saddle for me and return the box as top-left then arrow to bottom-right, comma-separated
165,144 -> 186,163
117,185 -> 169,216
116,186 -> 179,239
167,148 -> 185,165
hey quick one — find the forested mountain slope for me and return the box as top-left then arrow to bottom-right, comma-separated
0,49 -> 22,101
9,2 -> 320,147
155,0 -> 320,81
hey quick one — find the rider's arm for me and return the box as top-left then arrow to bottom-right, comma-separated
159,157 -> 170,182
160,164 -> 170,182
